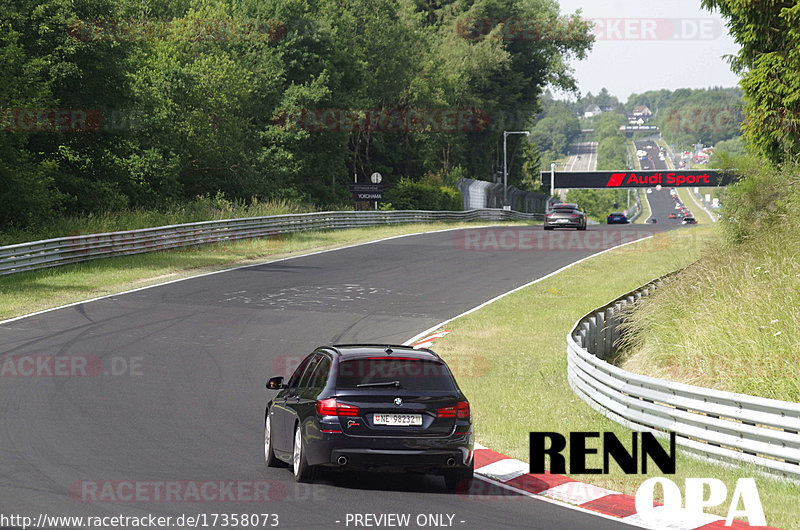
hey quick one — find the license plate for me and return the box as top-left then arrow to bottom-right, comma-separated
373,414 -> 422,426
557,219 -> 569,223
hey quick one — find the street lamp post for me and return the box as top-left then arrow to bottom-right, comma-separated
503,130 -> 530,209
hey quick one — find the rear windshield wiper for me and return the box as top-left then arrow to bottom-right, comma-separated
356,380 -> 401,388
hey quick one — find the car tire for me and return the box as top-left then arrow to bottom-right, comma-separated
444,461 -> 474,493
264,410 -> 285,468
292,424 -> 315,483
543,226 -> 553,231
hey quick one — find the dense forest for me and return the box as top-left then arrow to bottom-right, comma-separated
0,0 -> 594,232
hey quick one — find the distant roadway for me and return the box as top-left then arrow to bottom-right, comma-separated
635,140 -> 697,225
564,141 -> 597,172
558,142 -> 597,199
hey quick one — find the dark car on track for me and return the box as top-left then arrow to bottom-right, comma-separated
606,212 -> 629,224
544,206 -> 587,230
264,345 -> 474,491
682,217 -> 697,225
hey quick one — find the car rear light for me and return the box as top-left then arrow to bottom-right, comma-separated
437,401 -> 470,419
316,398 -> 360,417
571,214 -> 581,218
546,213 -> 555,218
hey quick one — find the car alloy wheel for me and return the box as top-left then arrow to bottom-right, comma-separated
264,412 -> 283,468
292,425 -> 314,482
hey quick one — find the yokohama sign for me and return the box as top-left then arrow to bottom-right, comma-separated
541,170 -> 735,188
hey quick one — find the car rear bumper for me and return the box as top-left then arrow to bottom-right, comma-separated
544,220 -> 583,228
330,448 -> 471,471
306,431 -> 473,470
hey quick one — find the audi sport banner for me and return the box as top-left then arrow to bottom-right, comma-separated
540,170 -> 736,189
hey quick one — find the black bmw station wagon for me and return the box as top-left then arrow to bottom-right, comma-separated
264,344 -> 474,491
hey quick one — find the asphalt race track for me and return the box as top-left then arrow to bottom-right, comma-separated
564,142 -> 598,172
0,223 -> 677,529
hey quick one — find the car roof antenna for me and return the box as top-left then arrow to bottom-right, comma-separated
385,346 -> 393,354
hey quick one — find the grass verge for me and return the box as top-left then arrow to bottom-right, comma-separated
432,225 -> 799,529
677,186 -> 715,224
628,140 -> 642,170
619,232 -> 800,403
0,196 -> 327,246
634,188 -> 652,224
0,221 -> 529,321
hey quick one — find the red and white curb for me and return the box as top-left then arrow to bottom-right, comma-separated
473,444 -> 779,529
411,330 -> 450,349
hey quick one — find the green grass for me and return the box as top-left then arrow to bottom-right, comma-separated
0,221 -> 530,321
431,226 -> 799,529
629,140 -> 642,170
633,188 -> 651,224
619,231 -> 800,403
676,186 -> 716,224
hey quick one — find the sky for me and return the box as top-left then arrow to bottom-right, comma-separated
552,0 -> 742,103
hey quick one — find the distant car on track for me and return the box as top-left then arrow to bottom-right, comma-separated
544,207 -> 587,230
264,344 -> 474,491
682,217 -> 697,225
606,212 -> 629,224
669,213 -> 678,219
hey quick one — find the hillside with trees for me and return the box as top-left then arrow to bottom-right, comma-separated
626,87 -> 744,149
0,0 -> 593,235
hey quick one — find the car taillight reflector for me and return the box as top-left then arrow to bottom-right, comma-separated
316,398 -> 360,417
437,401 -> 470,419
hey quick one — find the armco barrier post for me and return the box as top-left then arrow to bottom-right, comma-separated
594,311 -> 605,358
604,307 -> 615,357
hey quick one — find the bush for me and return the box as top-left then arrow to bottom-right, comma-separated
383,178 -> 462,211
717,156 -> 796,244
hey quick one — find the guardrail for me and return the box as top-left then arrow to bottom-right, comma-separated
0,209 -> 541,276
567,274 -> 800,479
626,193 -> 642,222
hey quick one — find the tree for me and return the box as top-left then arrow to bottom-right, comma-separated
594,112 -> 625,140
701,0 -> 800,162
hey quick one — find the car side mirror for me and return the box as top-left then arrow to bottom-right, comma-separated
267,376 -> 285,390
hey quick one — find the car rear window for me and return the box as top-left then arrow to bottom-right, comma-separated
335,358 -> 457,391
554,208 -> 576,214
